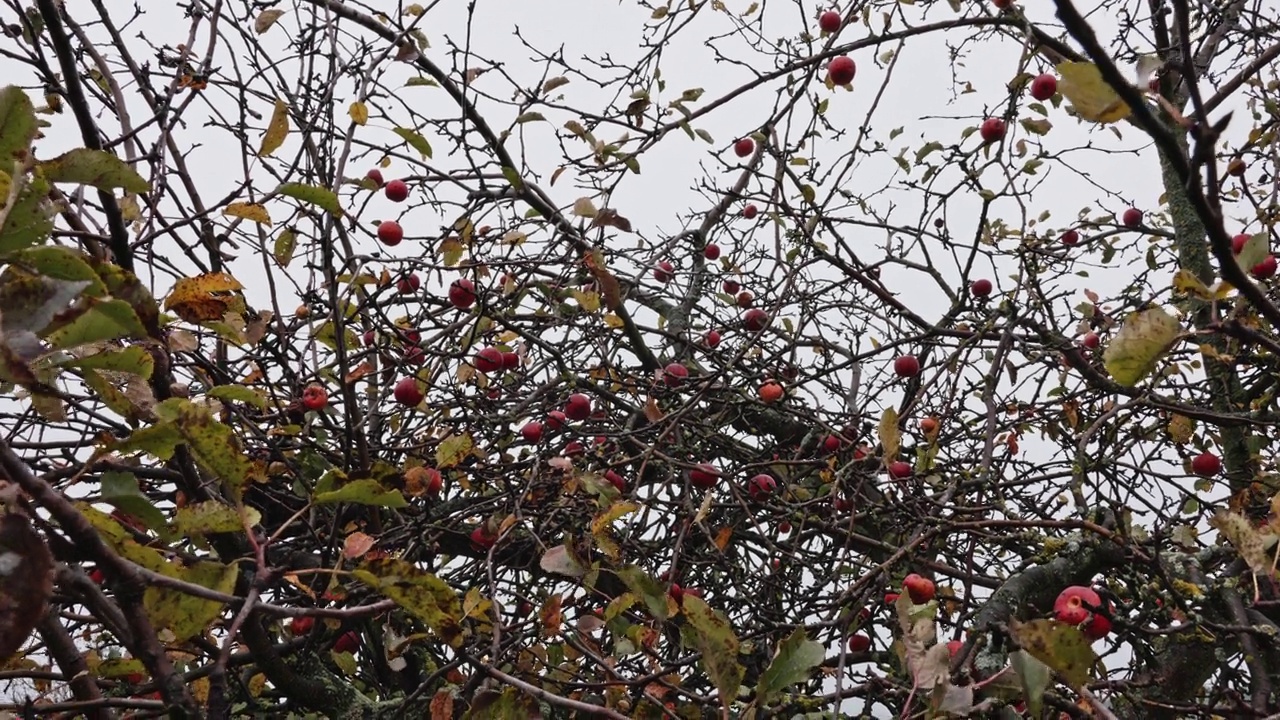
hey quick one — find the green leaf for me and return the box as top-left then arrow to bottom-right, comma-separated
99,471 -> 166,531
45,299 -> 147,349
143,559 -> 237,642
393,127 -> 433,158
354,557 -> 464,647
617,565 -> 670,620
206,384 -> 267,409
156,398 -> 253,497
81,368 -> 145,420
0,271 -> 90,335
278,182 -> 342,217
64,345 -> 154,379
313,478 -> 407,508
10,246 -> 107,297
273,227 -> 296,267
515,112 -> 545,123
38,149 -> 148,193
680,596 -> 745,709
1009,649 -> 1051,717
0,175 -> 54,252
1101,307 -> 1181,386
0,85 -> 38,169
756,627 -> 825,703
1008,618 -> 1097,690
1235,232 -> 1270,274
174,500 -> 261,536
107,421 -> 183,460
436,433 -> 473,469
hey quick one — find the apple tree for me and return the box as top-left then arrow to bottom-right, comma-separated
0,0 -> 1278,718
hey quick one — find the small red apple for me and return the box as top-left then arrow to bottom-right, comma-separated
828,56 -> 856,85
848,634 -> 871,652
449,278 -> 476,309
604,469 -> 626,492
393,377 -> 424,407
743,308 -> 769,332
663,362 -> 689,387
1253,255 -> 1277,279
563,441 -> 585,457
301,384 -> 328,411
970,279 -> 992,297
822,434 -> 842,454
834,496 -> 853,513
1082,332 -> 1101,349
474,347 -> 504,373
703,244 -> 721,260
736,291 -> 754,308
470,526 -> 498,549
778,521 -> 792,534
742,204 -> 759,219
734,137 -> 755,157
564,393 -> 592,421
818,10 -> 842,33
289,616 -> 314,635
363,330 -> 376,346
748,473 -> 777,500
690,463 -> 721,488
888,461 -> 913,479
88,568 -> 106,585
1029,74 -> 1057,101
654,261 -> 675,283
946,639 -> 964,658
992,0 -> 1012,8
502,352 -> 520,370
722,279 -> 741,294
903,573 -> 935,604
1053,586 -> 1110,640
377,220 -> 403,246
403,346 -> 425,365
1191,451 -> 1221,477
397,273 -> 420,294
365,168 -> 385,187
521,422 -> 543,443
423,467 -> 443,496
705,329 -> 722,347
979,118 -> 1007,144
1061,229 -> 1080,246
884,592 -> 899,604
1228,158 -> 1247,177
893,355 -> 920,378
1122,207 -> 1143,228
1232,234 -> 1250,254
384,179 -> 409,202
333,631 -> 360,654
546,410 -> 567,430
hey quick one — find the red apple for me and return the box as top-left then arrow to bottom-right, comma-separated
818,10 -> 842,33
423,467 -> 443,496
736,291 -> 754,308
564,393 -> 592,421
1253,255 -> 1277,279
703,244 -> 721,260
1191,451 -> 1221,477
89,568 -> 106,585
884,592 -> 900,604
970,279 -> 992,297
979,118 -> 1007,144
377,220 -> 403,246
744,308 -> 769,332
474,347 -> 504,373
654,261 -> 675,283
1053,585 -> 1110,640
363,330 -> 376,346
365,168 -> 385,187
723,279 -> 741,294
289,616 -> 314,635
690,463 -> 721,489
748,473 -> 777,500
848,634 -> 871,652
1122,207 -> 1143,228
502,352 -> 520,370
1232,233 -> 1250,254
449,278 -> 476,308
1228,158 -> 1247,177
563,440 -> 585,456
397,273 -> 420,294
403,346 -> 425,365
903,573 -> 935,604
1082,332 -> 1101,349
734,137 -> 755,157
705,329 -> 722,347
893,355 -> 920,378
333,631 -> 360,654
663,363 -> 689,387
888,461 -> 913,479
741,203 -> 760,220
604,469 -> 626,492
393,377 -> 424,407
778,521 -> 792,534
993,0 -> 1012,8
1029,73 -> 1057,101
301,384 -> 328,411
521,422 -> 543,443
823,434 -> 842,454
946,639 -> 964,658
470,526 -> 498,549
1061,229 -> 1080,246
384,179 -> 409,202
828,56 -> 856,85
546,410 -> 567,430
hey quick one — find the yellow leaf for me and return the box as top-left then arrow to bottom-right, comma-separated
1102,307 -> 1181,386
349,101 -> 368,126
258,99 -> 290,156
164,272 -> 246,323
573,197 -> 598,218
254,9 -> 285,33
603,313 -> 624,328
1055,62 -> 1131,124
572,289 -> 601,312
1167,414 -> 1194,444
878,408 -> 900,462
223,202 -> 272,225
439,238 -> 464,267
1209,511 -> 1271,576
436,433 -> 474,469
1172,269 -> 1211,299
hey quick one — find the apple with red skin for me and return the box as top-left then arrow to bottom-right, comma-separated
400,329 -> 421,345
1082,332 -> 1101,349
449,278 -> 476,308
884,592 -> 900,604
1053,585 -> 1111,640
663,362 -> 689,387
403,346 -> 425,365
834,496 -> 853,513
828,56 -> 856,85
377,220 -> 403,246
470,526 -> 498,549
736,291 -> 754,308
423,468 -> 443,496
654,261 -> 675,283
564,393 -> 592,421
778,521 -> 792,534
290,616 -> 314,635
393,377 -> 424,406
970,279 -> 992,297
743,204 -> 759,219
847,634 -> 871,652
744,308 -> 770,332
397,273 -> 420,294
384,179 -> 409,202
502,352 -> 520,370
822,434 -> 842,454
474,347 -> 504,373
365,168 -> 385,187
690,463 -> 721,488
946,639 -> 963,658
363,330 -> 376,346
333,631 -> 360,654
703,244 -> 721,260
723,279 -> 741,294
1253,256 -> 1277,279
903,573 -> 935,603
1061,229 -> 1080,246
546,410 -> 568,430
563,441 -> 585,456
705,329 -> 721,347
992,0 -> 1012,8
1191,451 -> 1221,477
979,118 -> 1006,144
301,384 -> 328,411
604,469 -> 626,492
818,10 -> 841,33
733,137 -> 755,157
893,355 -> 920,378
521,422 -> 543,443
1122,207 -> 1143,228
888,461 -> 913,479
1228,158 -> 1247,177
1029,73 -> 1057,101
1232,234 -> 1250,254
748,473 -> 777,500
89,568 -> 106,585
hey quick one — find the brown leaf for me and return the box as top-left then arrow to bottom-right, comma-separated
584,249 -> 622,310
429,691 -> 454,720
0,513 -> 55,663
344,361 -> 373,384
592,208 -> 634,233
713,527 -> 732,550
540,594 -> 563,637
644,396 -> 664,422
342,531 -> 376,560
